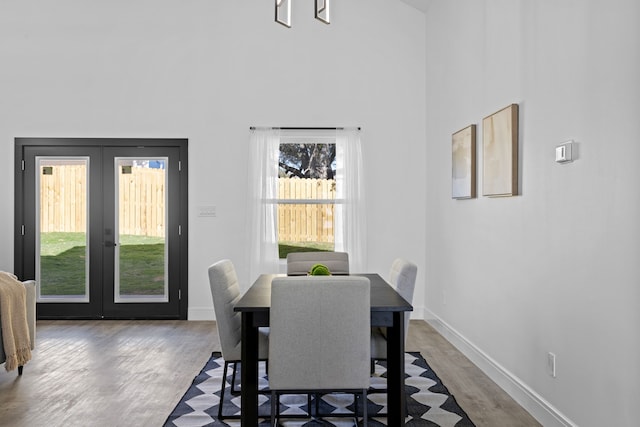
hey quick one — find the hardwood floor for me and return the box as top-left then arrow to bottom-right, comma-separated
0,320 -> 540,427
406,321 -> 541,427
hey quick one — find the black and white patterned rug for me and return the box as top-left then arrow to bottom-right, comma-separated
164,352 -> 475,427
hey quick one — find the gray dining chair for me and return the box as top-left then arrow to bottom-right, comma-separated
268,276 -> 370,426
371,258 -> 418,362
286,251 -> 350,275
208,259 -> 269,420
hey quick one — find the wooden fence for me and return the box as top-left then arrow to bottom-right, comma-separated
118,166 -> 166,237
39,164 -> 166,237
277,178 -> 336,243
40,169 -> 332,242
40,164 -> 88,234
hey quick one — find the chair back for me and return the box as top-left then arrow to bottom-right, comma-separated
269,276 -> 370,391
286,251 -> 350,276
389,258 -> 418,341
208,259 -> 243,361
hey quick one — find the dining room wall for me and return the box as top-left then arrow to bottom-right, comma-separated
423,1 -> 639,426
0,2 -> 427,318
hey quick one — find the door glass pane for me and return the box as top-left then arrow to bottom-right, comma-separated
37,157 -> 90,302
114,158 -> 168,302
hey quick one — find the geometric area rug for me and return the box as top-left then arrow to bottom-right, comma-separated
164,352 -> 476,427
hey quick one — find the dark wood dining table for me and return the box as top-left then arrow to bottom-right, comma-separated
234,273 -> 413,425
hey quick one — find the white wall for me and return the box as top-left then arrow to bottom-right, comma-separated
0,2 -> 427,318
4,0 -> 637,425
424,1 -> 640,426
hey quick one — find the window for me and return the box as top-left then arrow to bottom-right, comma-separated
277,136 -> 337,258
248,128 -> 366,278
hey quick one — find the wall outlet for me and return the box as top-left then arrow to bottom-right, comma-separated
547,352 -> 557,378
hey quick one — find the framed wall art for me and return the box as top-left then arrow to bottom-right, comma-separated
452,124 -> 476,199
482,103 -> 519,197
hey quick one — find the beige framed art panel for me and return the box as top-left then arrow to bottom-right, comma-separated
452,124 -> 476,199
482,103 -> 519,197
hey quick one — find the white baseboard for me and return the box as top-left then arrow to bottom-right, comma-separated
188,307 -> 215,321
423,309 -> 577,427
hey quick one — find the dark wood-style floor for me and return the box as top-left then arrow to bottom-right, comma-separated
0,320 -> 541,427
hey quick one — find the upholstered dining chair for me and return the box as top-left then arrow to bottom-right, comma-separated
371,258 -> 418,362
208,259 -> 269,420
269,276 -> 370,427
286,251 -> 350,275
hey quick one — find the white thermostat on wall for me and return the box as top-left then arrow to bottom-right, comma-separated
555,141 -> 573,163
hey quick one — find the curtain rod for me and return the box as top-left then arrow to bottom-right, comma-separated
250,126 -> 361,130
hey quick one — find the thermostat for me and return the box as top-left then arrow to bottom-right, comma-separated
555,141 -> 573,163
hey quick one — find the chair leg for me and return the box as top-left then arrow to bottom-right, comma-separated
218,360 -> 230,420
230,361 -> 239,395
362,389 -> 368,427
18,365 -> 24,376
270,391 -> 277,427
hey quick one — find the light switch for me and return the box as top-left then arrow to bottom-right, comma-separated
198,205 -> 217,217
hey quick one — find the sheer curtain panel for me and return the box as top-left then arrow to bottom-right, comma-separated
247,128 -> 281,284
335,128 -> 367,273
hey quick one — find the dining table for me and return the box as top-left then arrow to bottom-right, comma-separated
234,272 -> 413,425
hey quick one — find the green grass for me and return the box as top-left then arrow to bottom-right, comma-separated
40,233 -> 334,295
40,232 -> 165,296
278,241 -> 334,259
118,243 -> 165,295
40,244 -> 87,295
40,232 -> 88,256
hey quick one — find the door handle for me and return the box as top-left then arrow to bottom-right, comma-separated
104,241 -> 117,247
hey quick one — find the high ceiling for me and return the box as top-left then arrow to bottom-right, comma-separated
400,0 -> 431,13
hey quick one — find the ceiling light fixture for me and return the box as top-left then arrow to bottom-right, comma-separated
275,0 -> 331,28
275,0 -> 291,27
315,0 -> 330,24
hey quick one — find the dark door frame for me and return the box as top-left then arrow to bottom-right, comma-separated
14,137 -> 189,320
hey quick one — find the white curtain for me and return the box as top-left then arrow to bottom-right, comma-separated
335,128 -> 367,273
247,128 -> 281,283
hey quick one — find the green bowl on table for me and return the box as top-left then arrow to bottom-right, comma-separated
309,263 -> 331,276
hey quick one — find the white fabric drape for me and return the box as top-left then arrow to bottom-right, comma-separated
248,128 -> 281,283
335,128 -> 367,273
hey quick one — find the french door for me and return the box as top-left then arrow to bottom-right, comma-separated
15,138 -> 188,319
